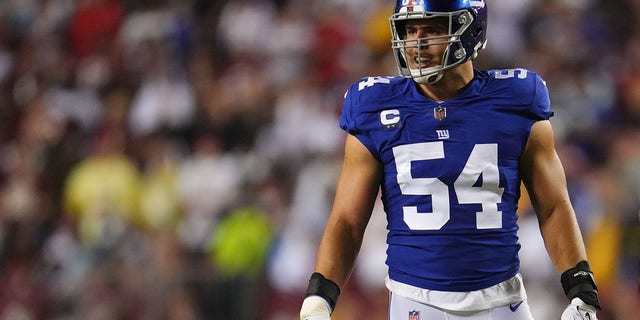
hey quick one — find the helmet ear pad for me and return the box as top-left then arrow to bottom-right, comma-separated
446,8 -> 486,64
462,5 -> 488,61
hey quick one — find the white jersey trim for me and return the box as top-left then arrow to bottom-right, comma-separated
385,273 -> 528,312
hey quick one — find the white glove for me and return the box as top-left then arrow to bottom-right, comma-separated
561,298 -> 598,320
300,295 -> 332,320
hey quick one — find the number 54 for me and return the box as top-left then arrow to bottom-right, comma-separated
393,142 -> 504,230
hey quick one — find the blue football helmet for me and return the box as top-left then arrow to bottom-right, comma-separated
389,0 -> 488,84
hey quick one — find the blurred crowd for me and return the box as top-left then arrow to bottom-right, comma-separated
0,0 -> 638,319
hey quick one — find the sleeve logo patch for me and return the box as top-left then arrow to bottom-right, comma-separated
381,109 -> 401,129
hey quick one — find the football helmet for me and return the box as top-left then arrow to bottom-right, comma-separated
389,0 -> 488,84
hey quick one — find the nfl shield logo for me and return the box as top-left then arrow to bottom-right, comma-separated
409,310 -> 420,320
434,106 -> 446,120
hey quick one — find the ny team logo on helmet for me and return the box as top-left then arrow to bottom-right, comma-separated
389,0 -> 488,84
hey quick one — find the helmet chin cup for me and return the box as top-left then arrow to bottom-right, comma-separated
410,66 -> 444,84
416,73 -> 444,85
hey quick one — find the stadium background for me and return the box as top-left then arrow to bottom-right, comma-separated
0,0 -> 638,319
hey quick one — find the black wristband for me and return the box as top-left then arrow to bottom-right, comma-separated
561,260 -> 601,310
305,272 -> 341,312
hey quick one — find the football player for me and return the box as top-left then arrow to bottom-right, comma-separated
300,0 -> 601,319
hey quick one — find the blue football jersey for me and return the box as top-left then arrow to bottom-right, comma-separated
339,68 -> 553,292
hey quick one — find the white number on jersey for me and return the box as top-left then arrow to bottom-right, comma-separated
393,142 -> 504,230
358,76 -> 391,91
494,68 -> 528,79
